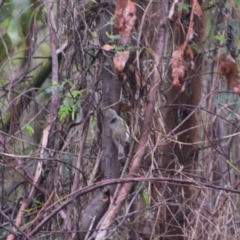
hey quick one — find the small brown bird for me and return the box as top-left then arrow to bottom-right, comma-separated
105,108 -> 130,160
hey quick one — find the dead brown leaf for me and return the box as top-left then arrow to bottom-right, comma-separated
101,44 -> 114,51
171,48 -> 186,88
113,51 -> 130,72
220,53 -> 240,94
187,25 -> 194,42
115,0 -> 136,45
193,0 -> 203,19
121,104 -> 132,112
170,44 -> 194,90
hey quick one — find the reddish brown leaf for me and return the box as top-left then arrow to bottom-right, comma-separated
171,48 -> 186,88
233,87 -> 240,94
170,44 -> 194,90
220,53 -> 240,94
115,0 -> 136,45
193,0 -> 203,19
113,51 -> 130,72
121,104 -> 132,112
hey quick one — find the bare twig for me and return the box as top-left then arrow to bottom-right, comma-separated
27,175 -> 240,237
94,2 -> 168,238
6,1 -> 59,239
0,209 -> 32,240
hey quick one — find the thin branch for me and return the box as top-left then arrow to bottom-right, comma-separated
95,2 -> 168,238
6,1 -> 60,239
28,175 -> 240,237
0,209 -> 32,240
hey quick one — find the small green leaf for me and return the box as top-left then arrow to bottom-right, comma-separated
226,160 -> 240,174
72,89 -> 86,98
61,79 -> 72,88
52,80 -> 58,86
20,6 -> 34,36
177,3 -> 191,13
0,1 -> 14,22
0,79 -> 5,86
213,93 -> 230,106
106,32 -> 120,41
0,33 -> 12,62
202,1 -> 220,11
45,84 -> 59,93
213,34 -> 226,43
58,104 -> 77,122
25,125 -> 34,136
108,16 -> 116,26
190,43 -> 201,53
58,105 -> 70,122
141,189 -> 150,204
71,105 -> 77,120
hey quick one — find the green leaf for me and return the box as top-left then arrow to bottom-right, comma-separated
0,79 -> 5,86
20,6 -> 34,36
108,16 -> 116,26
190,43 -> 201,53
45,85 -> 59,94
202,1 -> 220,11
45,80 -> 62,93
141,189 -> 150,204
52,80 -> 59,86
61,79 -> 72,88
0,33 -> 12,62
71,105 -> 77,120
177,3 -> 191,13
106,32 -> 120,41
72,89 -> 86,98
213,93 -> 232,106
213,33 -> 226,43
58,105 -> 70,122
25,125 -> 34,136
58,104 -> 77,122
0,0 -> 14,22
226,160 -> 240,174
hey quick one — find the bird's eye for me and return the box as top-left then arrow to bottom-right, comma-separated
110,118 -> 117,124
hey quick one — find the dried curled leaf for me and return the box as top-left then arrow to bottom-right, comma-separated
185,0 -> 203,43
121,104 -> 132,112
233,87 -> 240,94
220,53 -> 240,94
101,44 -> 114,51
113,51 -> 130,72
187,25 -> 194,42
171,49 -> 186,88
170,44 -> 194,89
115,0 -> 136,45
193,0 -> 203,19
168,0 -> 179,20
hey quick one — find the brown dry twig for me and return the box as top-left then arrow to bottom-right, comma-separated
28,176 -> 240,238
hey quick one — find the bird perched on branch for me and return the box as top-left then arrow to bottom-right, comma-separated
105,108 -> 130,160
